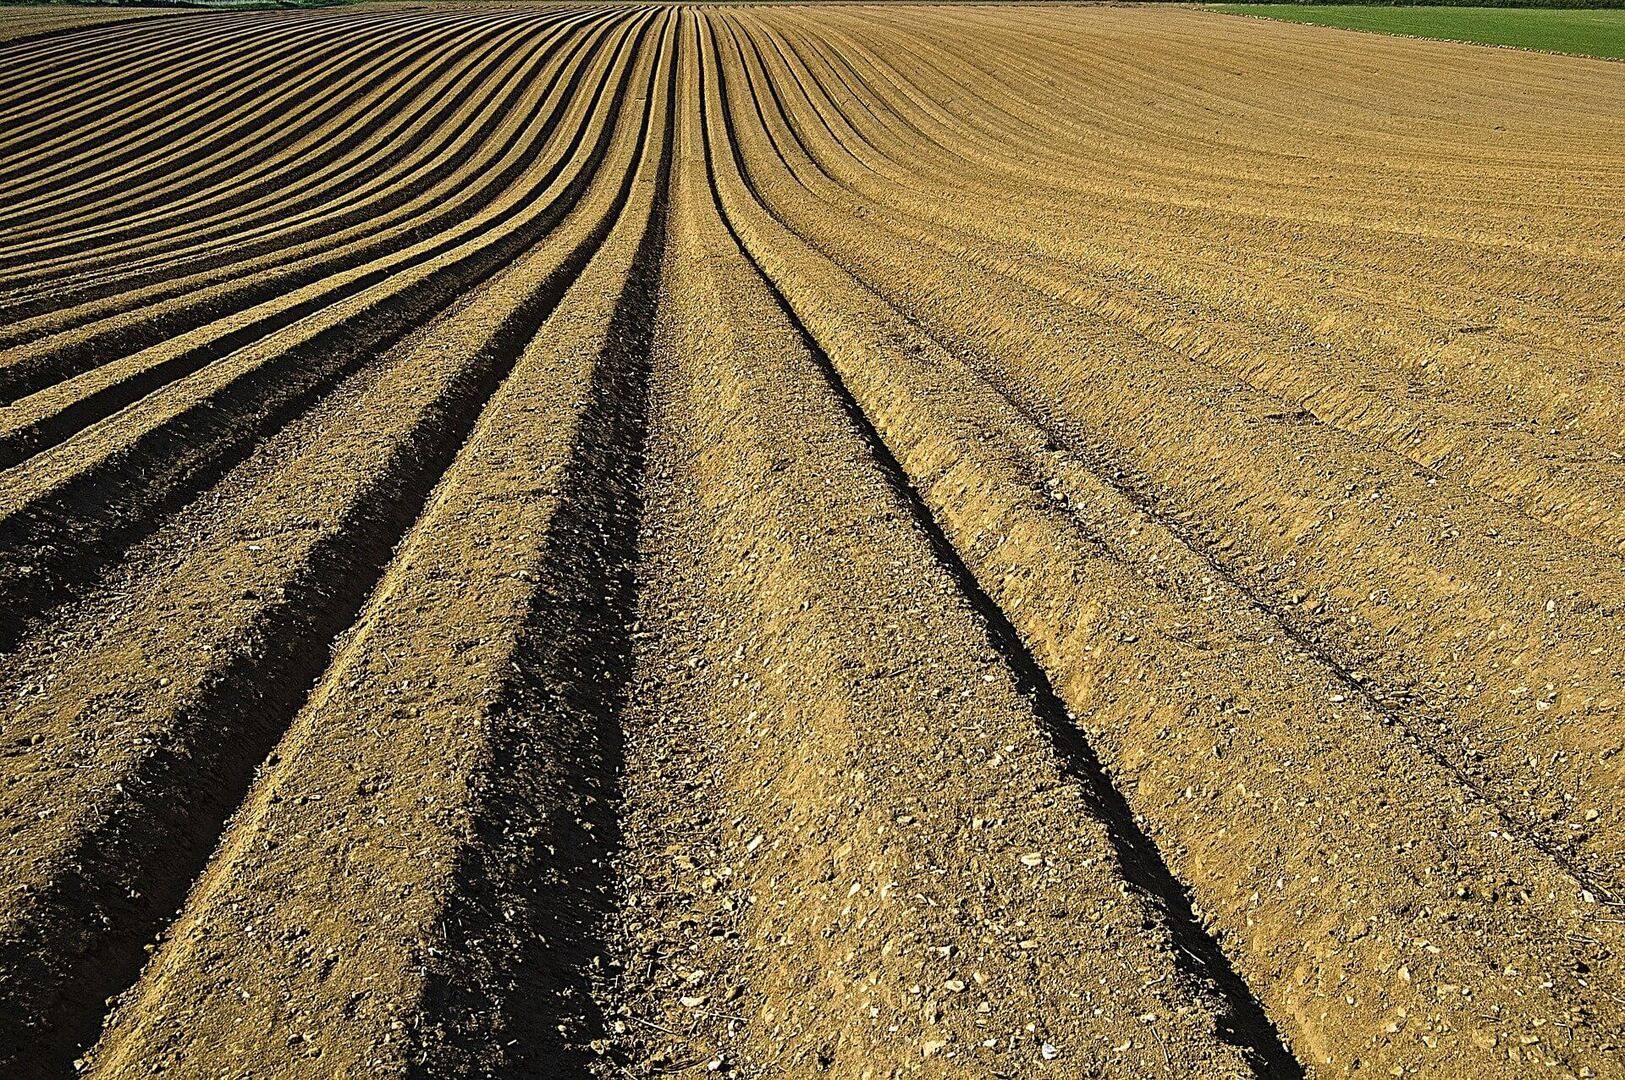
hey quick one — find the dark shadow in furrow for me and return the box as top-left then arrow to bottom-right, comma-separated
969,368 -> 1625,910
719,18 -> 1625,907
409,25 -> 674,1080
0,20 -> 447,239
754,24 -> 882,181
0,12 -> 654,652
0,8 -> 399,177
0,16 -> 248,108
0,8 -> 333,116
3,14 -> 554,245
0,16 -> 609,404
0,16 -> 282,140
0,20 -> 663,1079
696,26 -> 1303,1078
778,20 -> 962,172
0,11 -> 585,298
0,31 -> 606,393
0,12 -> 216,65
0,10 -> 214,73
0,7 -> 295,99
753,279 -> 1307,1080
0,10 -> 537,253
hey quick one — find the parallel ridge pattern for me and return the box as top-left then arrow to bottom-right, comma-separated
0,4 -> 173,46
0,6 -> 1621,1078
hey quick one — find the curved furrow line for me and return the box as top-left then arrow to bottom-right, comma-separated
920,18 -> 1625,444
734,11 -> 1625,893
0,4 -> 313,90
0,9 -> 1618,1079
763,6 -> 1612,532
0,9 -> 652,651
769,26 -> 1625,504
0,9 -> 594,283
781,15 -> 1098,194
60,16 -> 676,1077
595,22 -> 1289,1077
701,11 -> 1625,1075
5,11 -> 568,225
0,8 -> 490,222
0,10 -> 204,66
0,10 -> 291,117
0,13 -> 613,411
0,6 -> 427,146
0,11 -> 667,1075
861,9 -> 1625,318
801,11 -> 1374,206
781,9 -> 1625,442
825,6 -> 1625,297
696,14 -> 1299,1077
798,4 -> 1625,338
918,9 -> 1318,168
872,6 -> 1625,246
783,14 -> 1331,232
738,14 -> 1625,893
0,6 -> 177,54
0,8 -> 398,180
0,8 -> 551,252
775,12 -> 1235,202
952,5 -> 1625,176
734,15 -> 1625,558
864,12 -> 1625,435
857,7 -> 1421,196
0,11 -> 584,286
0,11 -> 609,336
978,3 -> 1616,126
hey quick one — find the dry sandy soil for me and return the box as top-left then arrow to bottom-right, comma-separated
0,4 -> 1622,1077
0,3 -> 175,43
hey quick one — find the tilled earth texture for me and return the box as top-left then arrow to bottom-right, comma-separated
0,4 -> 1621,1078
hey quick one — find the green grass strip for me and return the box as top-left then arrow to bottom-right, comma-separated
1209,4 -> 1625,59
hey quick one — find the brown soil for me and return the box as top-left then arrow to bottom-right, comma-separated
0,5 -> 1620,1078
0,5 -> 174,46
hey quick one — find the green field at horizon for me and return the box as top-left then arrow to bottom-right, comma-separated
1211,4 -> 1625,58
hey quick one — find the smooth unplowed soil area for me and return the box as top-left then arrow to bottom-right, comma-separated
0,5 -> 1621,1077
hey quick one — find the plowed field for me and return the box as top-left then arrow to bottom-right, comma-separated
2,5 -> 1622,1077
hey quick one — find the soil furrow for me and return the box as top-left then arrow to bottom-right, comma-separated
594,25 -> 1265,1076
76,18 -> 673,1075
0,12 -> 296,131
0,9 -> 555,262
700,11 -> 1625,1073
0,10 -> 391,186
746,207 -> 1301,1080
884,10 -> 1622,422
0,7 -> 433,164
722,12 -> 1625,894
0,14 -> 669,1074
0,12 -> 609,400
726,11 -> 1625,871
810,11 -> 1621,351
0,10 -> 487,240
0,6 -> 176,52
696,20 -> 1294,1076
0,7 -> 1618,1078
0,10 -> 596,300
0,11 -> 652,652
0,14 -> 238,98
744,15 -> 1625,557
